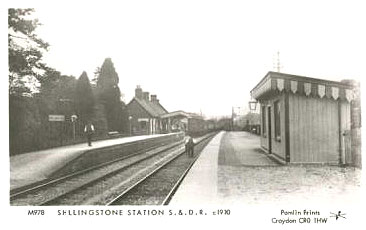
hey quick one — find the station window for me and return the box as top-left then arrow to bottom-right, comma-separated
262,106 -> 266,136
140,121 -> 147,130
274,100 -> 281,141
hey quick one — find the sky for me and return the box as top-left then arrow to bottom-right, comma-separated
6,0 -> 366,118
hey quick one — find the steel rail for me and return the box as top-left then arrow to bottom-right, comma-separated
10,140 -> 184,205
107,132 -> 216,206
10,134 -> 182,196
161,134 -> 215,205
39,141 -> 185,206
161,153 -> 200,205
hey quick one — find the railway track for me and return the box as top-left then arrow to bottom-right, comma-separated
44,143 -> 186,205
107,133 -> 216,206
10,139 -> 184,206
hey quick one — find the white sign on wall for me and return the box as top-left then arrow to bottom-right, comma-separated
49,115 -> 65,122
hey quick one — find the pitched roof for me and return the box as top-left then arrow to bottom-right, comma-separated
186,112 -> 204,120
160,110 -> 204,120
160,110 -> 190,119
131,97 -> 168,117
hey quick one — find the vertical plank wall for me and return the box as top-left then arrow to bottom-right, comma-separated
260,95 -> 286,160
260,103 -> 269,150
289,94 -> 339,163
340,102 -> 352,164
270,94 -> 286,160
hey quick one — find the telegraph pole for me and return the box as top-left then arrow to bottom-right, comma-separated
231,107 -> 234,131
276,51 -> 281,72
273,51 -> 282,72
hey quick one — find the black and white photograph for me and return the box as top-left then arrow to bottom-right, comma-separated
2,0 -> 365,229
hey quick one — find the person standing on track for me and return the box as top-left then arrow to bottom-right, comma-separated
185,136 -> 194,157
84,122 -> 95,146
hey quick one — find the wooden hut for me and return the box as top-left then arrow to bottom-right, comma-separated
250,72 -> 356,165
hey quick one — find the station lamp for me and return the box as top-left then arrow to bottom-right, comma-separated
71,114 -> 78,141
248,100 -> 258,112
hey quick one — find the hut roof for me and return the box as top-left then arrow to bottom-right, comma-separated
251,71 -> 355,101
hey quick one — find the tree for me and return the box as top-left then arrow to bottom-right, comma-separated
90,67 -> 100,86
9,95 -> 42,154
36,70 -> 77,152
8,8 -> 50,95
96,58 -> 124,131
97,58 -> 119,89
74,71 -> 95,123
38,69 -> 77,116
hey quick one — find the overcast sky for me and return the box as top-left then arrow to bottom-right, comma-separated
10,0 -> 366,118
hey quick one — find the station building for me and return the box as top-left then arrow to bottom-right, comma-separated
127,86 -> 168,135
251,72 -> 360,166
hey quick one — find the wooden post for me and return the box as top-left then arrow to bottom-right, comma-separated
351,82 -> 362,168
338,101 -> 345,165
59,121 -> 62,146
168,118 -> 171,133
284,93 -> 290,163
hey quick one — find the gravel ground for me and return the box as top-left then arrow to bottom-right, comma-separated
219,132 -> 278,166
217,132 -> 361,205
218,165 -> 361,205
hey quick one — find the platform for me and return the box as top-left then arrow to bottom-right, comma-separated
169,131 -> 224,205
169,131 -> 279,205
10,133 -> 175,190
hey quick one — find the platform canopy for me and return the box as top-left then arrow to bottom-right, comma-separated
160,110 -> 203,120
251,72 -> 355,102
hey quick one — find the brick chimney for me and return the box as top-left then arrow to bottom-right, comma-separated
143,92 -> 150,101
151,94 -> 158,103
135,85 -> 143,99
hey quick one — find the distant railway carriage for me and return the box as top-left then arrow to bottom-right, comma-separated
206,120 -> 216,131
160,111 -> 207,135
251,71 -> 359,165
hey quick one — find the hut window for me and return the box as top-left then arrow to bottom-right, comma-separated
274,100 -> 281,141
261,106 -> 266,136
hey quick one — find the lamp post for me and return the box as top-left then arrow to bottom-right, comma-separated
129,116 -> 133,136
71,114 -> 78,141
59,98 -> 75,144
248,100 -> 258,134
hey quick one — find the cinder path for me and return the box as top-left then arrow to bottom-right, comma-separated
216,132 -> 360,205
10,134 -> 170,190
219,131 -> 278,166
